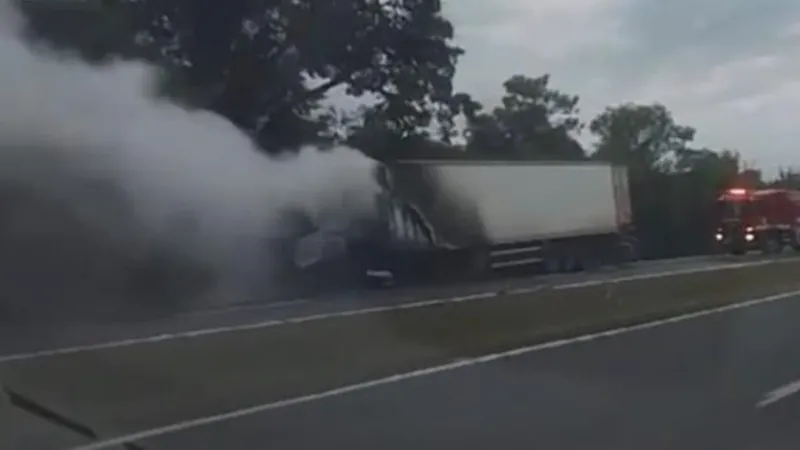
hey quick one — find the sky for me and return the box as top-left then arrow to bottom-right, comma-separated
445,0 -> 800,175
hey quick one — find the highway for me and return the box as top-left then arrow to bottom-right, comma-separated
0,253 -> 765,358
130,287 -> 800,450
3,253 -> 800,449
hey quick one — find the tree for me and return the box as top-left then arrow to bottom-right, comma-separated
674,148 -> 740,185
665,148 -> 742,256
344,104 -> 464,161
766,167 -> 800,189
590,103 -> 713,258
19,0 -> 463,153
590,103 -> 695,175
457,74 -> 585,160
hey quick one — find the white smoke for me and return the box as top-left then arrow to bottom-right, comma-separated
0,0 -> 381,314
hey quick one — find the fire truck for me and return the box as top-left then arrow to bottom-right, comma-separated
715,187 -> 800,255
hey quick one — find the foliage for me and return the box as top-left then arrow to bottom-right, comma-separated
19,0 -> 463,152
590,102 -> 695,175
16,0 -> 795,260
453,74 -> 585,160
766,167 -> 800,189
589,103 -> 743,257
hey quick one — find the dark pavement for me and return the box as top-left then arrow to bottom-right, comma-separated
0,254 -> 763,359
2,253 -> 797,450
135,290 -> 800,450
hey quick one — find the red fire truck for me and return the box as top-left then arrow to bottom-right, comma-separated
715,187 -> 800,254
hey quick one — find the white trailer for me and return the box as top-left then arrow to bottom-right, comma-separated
360,160 -> 637,280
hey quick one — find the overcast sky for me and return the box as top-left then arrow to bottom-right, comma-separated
445,0 -> 800,174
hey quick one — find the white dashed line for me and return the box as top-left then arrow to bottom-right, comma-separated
173,299 -> 309,318
757,378 -> 800,408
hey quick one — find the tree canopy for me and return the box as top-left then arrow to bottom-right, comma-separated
453,74 -> 584,160
590,103 -> 695,174
14,0 -> 793,259
19,0 -> 463,151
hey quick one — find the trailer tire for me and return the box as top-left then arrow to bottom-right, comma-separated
542,255 -> 557,274
560,253 -> 576,273
761,235 -> 783,255
613,237 -> 638,266
578,249 -> 601,272
468,247 -> 491,278
791,229 -> 800,252
730,247 -> 746,256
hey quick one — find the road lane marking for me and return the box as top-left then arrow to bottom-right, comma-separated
67,288 -> 800,450
554,259 -> 776,289
173,299 -> 309,318
0,258 -> 790,364
757,379 -> 800,408
503,286 -> 546,296
0,291 -> 499,363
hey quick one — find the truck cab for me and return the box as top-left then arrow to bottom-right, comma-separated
715,187 -> 800,255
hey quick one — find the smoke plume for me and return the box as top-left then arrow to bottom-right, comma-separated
0,0 -> 380,319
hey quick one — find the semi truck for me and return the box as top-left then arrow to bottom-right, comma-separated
714,187 -> 800,255
280,159 -> 638,288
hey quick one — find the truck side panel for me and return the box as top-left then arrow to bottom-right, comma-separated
426,162 -> 622,244
386,162 -> 486,249
361,160 -> 636,284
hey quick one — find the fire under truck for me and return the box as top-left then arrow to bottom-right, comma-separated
715,187 -> 800,255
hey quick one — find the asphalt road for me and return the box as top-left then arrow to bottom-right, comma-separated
0,253 -> 768,358
2,253 -> 798,450
132,288 -> 800,450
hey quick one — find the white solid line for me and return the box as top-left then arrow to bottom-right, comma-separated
0,292 -> 499,363
553,260 -> 776,290
504,285 -> 546,296
756,379 -> 800,408
68,288 -> 800,450
173,299 -> 308,318
0,258 -> 789,364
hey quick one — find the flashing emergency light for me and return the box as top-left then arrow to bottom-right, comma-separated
727,188 -> 747,195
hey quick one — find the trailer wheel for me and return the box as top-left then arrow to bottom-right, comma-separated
541,243 -> 561,274
468,247 -> 491,278
791,230 -> 800,252
761,235 -> 783,255
562,252 -> 580,273
730,246 -> 746,256
613,238 -> 638,266
577,249 -> 601,272
622,236 -> 640,263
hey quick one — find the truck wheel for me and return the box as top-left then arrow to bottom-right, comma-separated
543,253 -> 561,274
761,236 -> 782,255
578,250 -> 601,272
730,246 -> 746,256
613,242 -> 636,266
791,230 -> 800,252
622,236 -> 640,263
364,273 -> 391,289
562,252 -> 580,273
468,247 -> 491,278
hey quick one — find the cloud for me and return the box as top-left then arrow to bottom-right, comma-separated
447,0 -> 800,174
451,0 -> 631,59
445,0 -> 630,101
